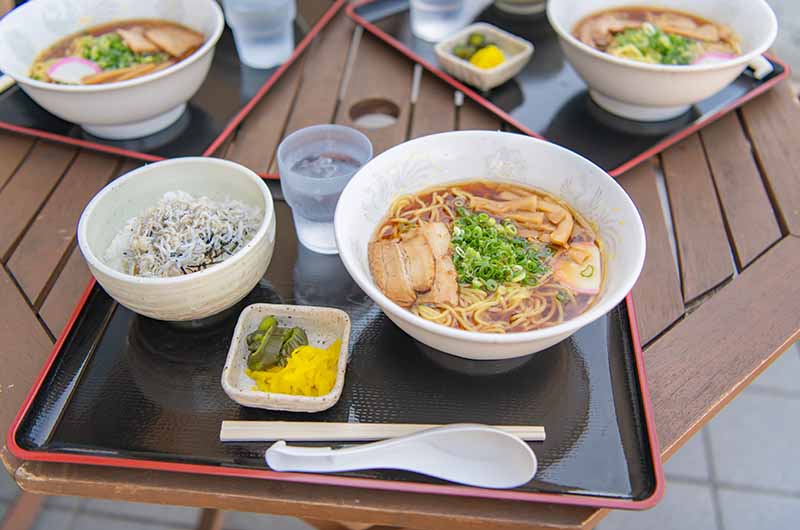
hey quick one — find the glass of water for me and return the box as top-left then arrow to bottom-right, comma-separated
409,0 -> 465,42
277,125 -> 373,255
222,0 -> 296,69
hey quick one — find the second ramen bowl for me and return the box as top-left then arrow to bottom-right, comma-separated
334,131 -> 645,360
547,0 -> 777,121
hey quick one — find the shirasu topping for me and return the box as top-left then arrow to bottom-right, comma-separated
105,191 -> 262,277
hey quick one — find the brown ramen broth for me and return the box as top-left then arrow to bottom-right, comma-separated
368,181 -> 604,333
573,6 -> 741,65
30,19 -> 205,85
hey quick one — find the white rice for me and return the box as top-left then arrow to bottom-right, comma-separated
104,191 -> 262,277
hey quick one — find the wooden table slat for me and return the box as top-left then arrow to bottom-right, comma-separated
335,33 -> 414,155
661,134 -> 734,302
0,265 -> 53,436
0,131 -> 34,192
7,150 -> 118,306
740,81 -> 800,236
700,112 -> 782,268
224,58 -> 306,173
618,160 -> 684,344
0,142 -> 77,262
283,13 -> 356,136
38,245 -> 92,338
458,97 -> 502,130
410,71 -> 456,139
35,158 -> 139,336
645,234 -> 800,454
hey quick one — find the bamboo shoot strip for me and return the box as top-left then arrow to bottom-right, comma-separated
220,421 -> 546,442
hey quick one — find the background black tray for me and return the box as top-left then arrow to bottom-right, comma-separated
0,0 -> 341,161
350,0 -> 788,176
13,201 -> 660,507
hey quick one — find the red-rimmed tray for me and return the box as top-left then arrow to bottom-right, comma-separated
8,201 -> 664,510
347,0 -> 790,177
0,0 -> 345,171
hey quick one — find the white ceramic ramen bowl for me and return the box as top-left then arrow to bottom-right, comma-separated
334,131 -> 645,360
77,158 -> 276,321
0,0 -> 224,139
547,0 -> 777,121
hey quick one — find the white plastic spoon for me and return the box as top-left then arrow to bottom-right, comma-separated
265,423 -> 537,489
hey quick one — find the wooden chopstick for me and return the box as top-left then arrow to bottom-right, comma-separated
220,421 -> 546,442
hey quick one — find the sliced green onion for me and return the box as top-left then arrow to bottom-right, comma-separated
451,209 -> 550,290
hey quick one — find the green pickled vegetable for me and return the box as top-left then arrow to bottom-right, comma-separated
246,316 -> 279,370
250,330 -> 286,370
279,327 -> 309,365
467,32 -> 486,48
245,317 -> 310,371
452,43 -> 477,60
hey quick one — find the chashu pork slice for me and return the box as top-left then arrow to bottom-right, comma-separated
416,223 -> 458,306
144,26 -> 204,58
368,239 -> 416,307
117,27 -> 161,54
399,233 -> 435,293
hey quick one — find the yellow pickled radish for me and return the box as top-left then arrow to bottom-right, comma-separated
246,339 -> 342,397
469,45 -> 505,69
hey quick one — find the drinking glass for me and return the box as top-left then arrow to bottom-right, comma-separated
409,0 -> 465,42
277,125 -> 373,255
222,0 -> 296,69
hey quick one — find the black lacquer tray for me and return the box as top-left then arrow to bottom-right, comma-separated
9,201 -> 663,509
0,0 -> 344,164
348,0 -> 789,176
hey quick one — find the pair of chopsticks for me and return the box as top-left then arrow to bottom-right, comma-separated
220,421 -> 545,442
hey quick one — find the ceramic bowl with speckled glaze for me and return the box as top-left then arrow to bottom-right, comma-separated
221,303 -> 351,413
77,157 -> 276,322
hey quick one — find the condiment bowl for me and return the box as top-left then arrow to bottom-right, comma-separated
334,131 -> 645,360
547,0 -> 778,121
77,157 -> 276,321
221,303 -> 351,413
0,0 -> 224,139
434,23 -> 534,92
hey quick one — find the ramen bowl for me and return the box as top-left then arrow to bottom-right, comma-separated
334,131 -> 645,360
547,0 -> 777,121
0,0 -> 224,139
78,158 -> 276,322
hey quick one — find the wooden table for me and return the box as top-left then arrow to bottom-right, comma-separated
2,4 -> 800,530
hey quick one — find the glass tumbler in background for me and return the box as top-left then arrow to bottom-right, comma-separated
277,125 -> 373,255
409,0 -> 465,42
222,0 -> 296,69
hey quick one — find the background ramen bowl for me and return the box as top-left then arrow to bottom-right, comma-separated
546,0 -> 777,121
334,131 -> 646,360
77,158 -> 276,322
0,0 -> 224,140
